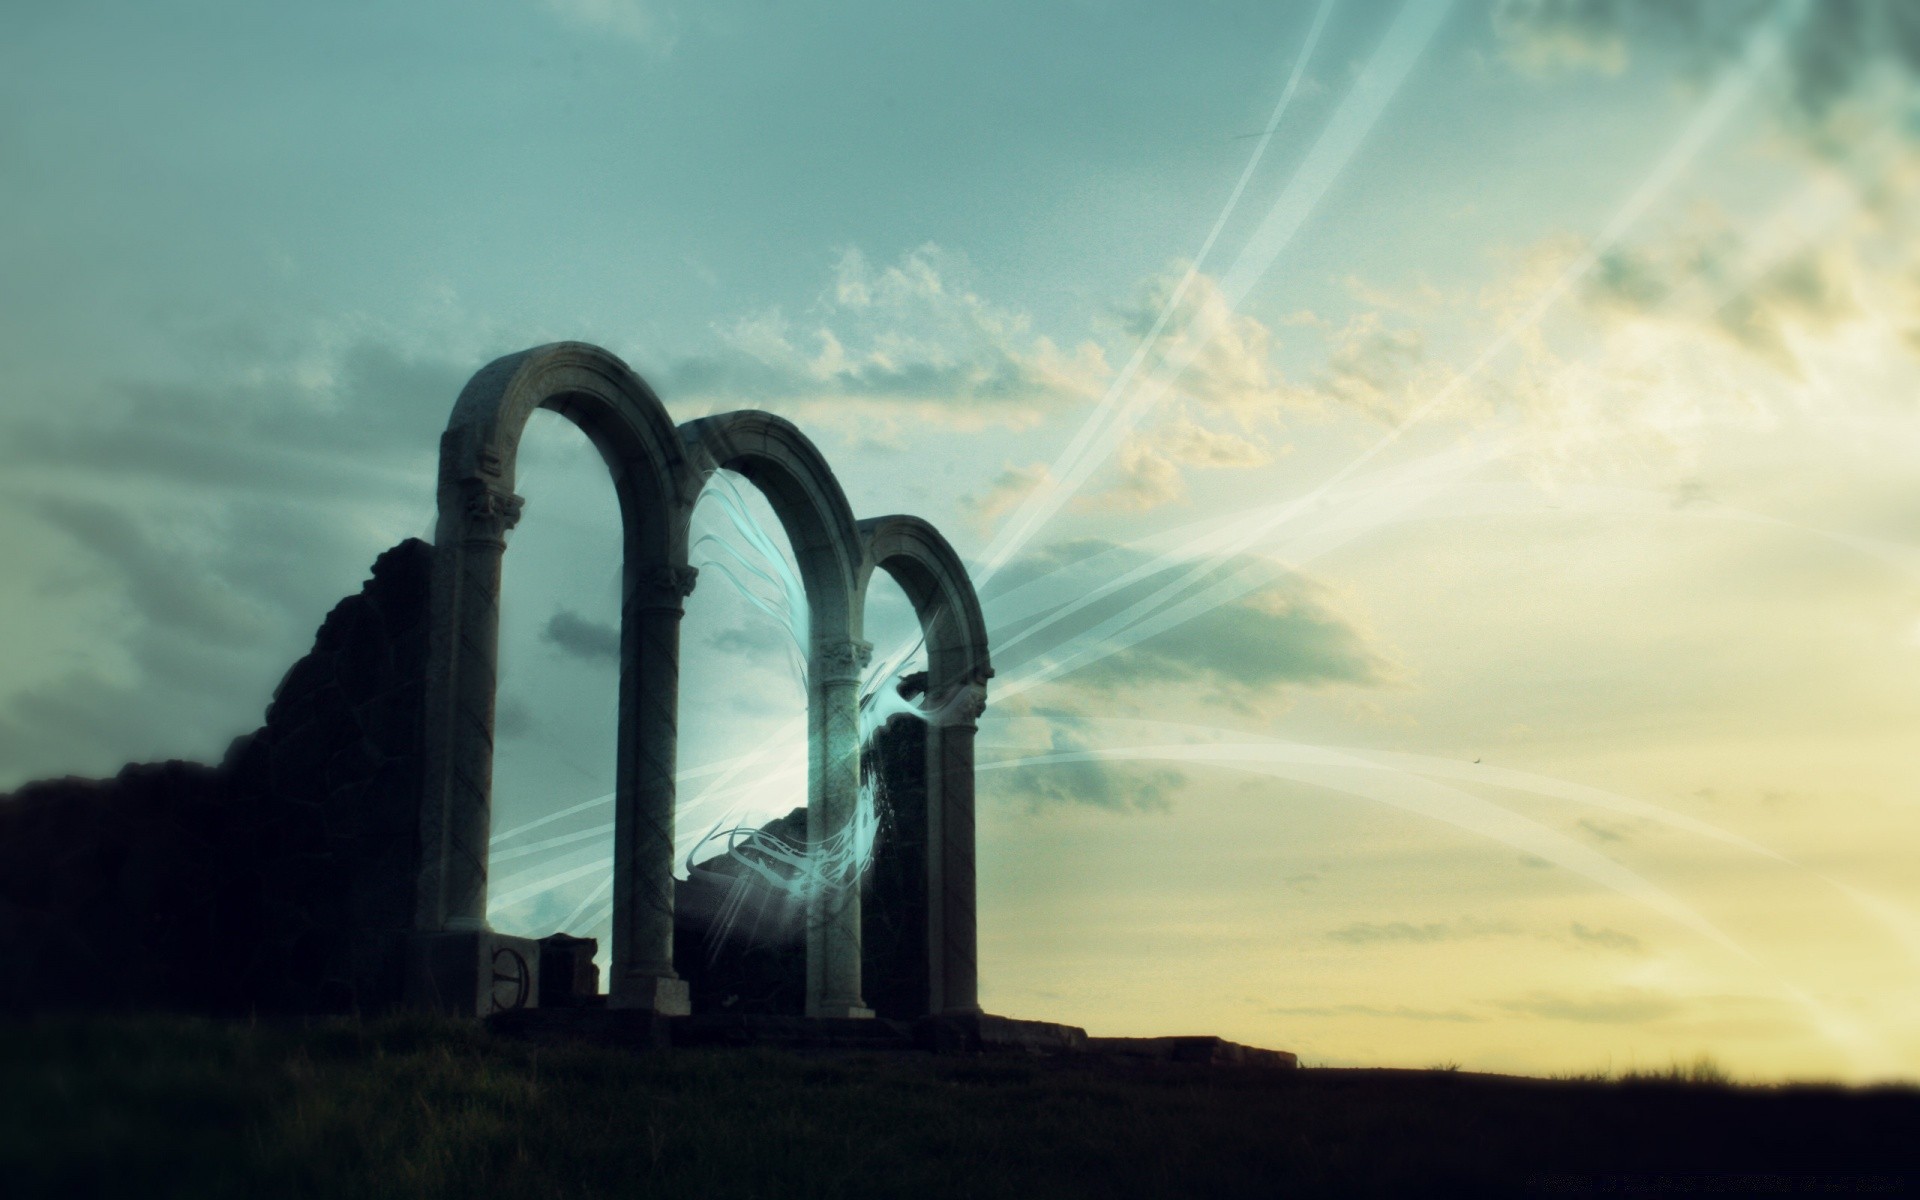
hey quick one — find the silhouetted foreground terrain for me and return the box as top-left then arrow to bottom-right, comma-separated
3,1016 -> 1914,1199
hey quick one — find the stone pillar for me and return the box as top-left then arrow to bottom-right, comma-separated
932,677 -> 986,1014
806,636 -> 873,1019
417,470 -> 523,932
609,563 -> 697,1015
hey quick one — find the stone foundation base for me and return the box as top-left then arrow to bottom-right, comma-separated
484,1008 -> 1292,1070
1088,1035 -> 1298,1069
607,972 -> 692,1016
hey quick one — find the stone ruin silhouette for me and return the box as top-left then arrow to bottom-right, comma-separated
0,341 -> 1293,1063
0,343 -> 991,1024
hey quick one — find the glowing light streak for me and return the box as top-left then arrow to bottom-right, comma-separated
976,0 -> 1435,583
982,0 -> 1807,702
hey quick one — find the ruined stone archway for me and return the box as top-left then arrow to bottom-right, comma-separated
858,515 -> 992,1016
413,344 -> 988,1021
681,411 -> 874,1018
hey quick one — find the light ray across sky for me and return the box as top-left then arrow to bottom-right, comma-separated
4,0 -> 1918,1081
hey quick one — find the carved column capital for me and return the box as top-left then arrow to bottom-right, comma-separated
459,477 -> 524,545
813,637 -> 873,685
934,666 -> 992,728
632,564 -> 699,613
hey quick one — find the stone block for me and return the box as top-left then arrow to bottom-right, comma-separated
406,929 -> 543,1016
538,933 -> 600,1007
607,971 -> 691,1016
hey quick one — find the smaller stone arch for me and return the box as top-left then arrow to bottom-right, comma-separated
680,410 -> 875,1018
857,515 -> 992,1015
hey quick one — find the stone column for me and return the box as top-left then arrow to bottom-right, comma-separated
609,563 -> 697,1015
932,677 -> 986,1014
806,636 -> 873,1018
418,472 -> 523,932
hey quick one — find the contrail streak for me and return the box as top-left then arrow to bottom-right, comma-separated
977,0 -> 1447,583
982,38 -> 1843,701
978,0 -> 1805,689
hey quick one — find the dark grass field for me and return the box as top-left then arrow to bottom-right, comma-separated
2,1015 -> 1915,1199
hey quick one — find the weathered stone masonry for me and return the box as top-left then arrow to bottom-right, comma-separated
0,341 -> 992,1024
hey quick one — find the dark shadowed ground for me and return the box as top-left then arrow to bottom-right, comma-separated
2,1015 -> 1914,1199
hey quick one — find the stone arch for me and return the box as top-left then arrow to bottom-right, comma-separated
680,411 -> 874,1017
417,341 -> 701,1015
858,515 -> 991,706
857,516 -> 991,1016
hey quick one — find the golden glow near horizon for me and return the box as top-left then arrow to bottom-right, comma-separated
1,1 -> 1916,1080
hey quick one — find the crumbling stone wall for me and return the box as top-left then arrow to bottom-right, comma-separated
0,539 -> 432,1015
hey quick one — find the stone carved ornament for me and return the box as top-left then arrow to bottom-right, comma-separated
815,638 -> 874,683
631,564 -> 700,611
460,477 -> 525,534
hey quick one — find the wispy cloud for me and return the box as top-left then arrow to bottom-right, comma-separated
1326,917 -> 1519,945
668,244 -> 1109,426
1496,988 -> 1682,1024
989,539 -> 1392,707
989,705 -> 1185,813
1494,1 -> 1920,127
1267,1002 -> 1482,1023
540,0 -> 675,51
963,462 -> 1055,530
542,610 -> 621,663
1567,921 -> 1643,952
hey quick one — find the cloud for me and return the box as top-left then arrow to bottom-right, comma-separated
1491,0 -> 1631,77
1575,817 -> 1629,844
0,493 -> 397,788
1302,312 -> 1429,423
1567,922 -> 1643,952
1080,438 -> 1189,512
989,539 -> 1393,705
1141,267 -> 1431,427
1266,1003 -> 1482,1023
542,610 -> 621,662
1156,416 -> 1275,469
962,461 -> 1054,529
705,620 -> 793,658
1325,917 -> 1518,945
0,326 -> 490,789
667,244 -> 1109,426
1075,416 -> 1276,514
27,496 -> 270,645
0,338 -> 462,498
1496,988 -> 1682,1024
1490,0 -> 1920,128
989,706 -> 1184,813
1071,575 -> 1391,697
1110,268 -> 1297,422
1584,232 -> 1860,377
540,0 -> 674,51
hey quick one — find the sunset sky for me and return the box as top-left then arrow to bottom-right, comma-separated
3,0 -> 1918,1080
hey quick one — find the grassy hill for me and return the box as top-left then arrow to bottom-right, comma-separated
3,1015 -> 1915,1198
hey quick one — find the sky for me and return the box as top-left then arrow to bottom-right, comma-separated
2,0 -> 1918,1081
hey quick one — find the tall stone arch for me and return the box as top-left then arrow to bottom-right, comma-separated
415,342 -> 703,1015
857,515 -> 992,1016
681,411 -> 874,1018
